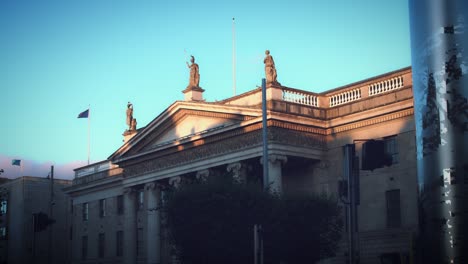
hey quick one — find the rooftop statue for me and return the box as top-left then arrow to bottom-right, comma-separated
264,50 -> 280,86
186,55 -> 200,88
126,102 -> 133,131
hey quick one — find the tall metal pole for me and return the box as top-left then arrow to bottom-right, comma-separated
343,144 -> 356,264
232,17 -> 236,96
261,78 -> 269,190
409,1 -> 468,263
32,214 -> 36,261
253,224 -> 264,264
48,165 -> 54,264
87,106 -> 90,165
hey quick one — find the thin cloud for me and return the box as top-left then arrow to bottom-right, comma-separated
0,155 -> 86,180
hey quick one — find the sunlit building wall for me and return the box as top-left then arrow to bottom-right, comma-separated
66,66 -> 417,264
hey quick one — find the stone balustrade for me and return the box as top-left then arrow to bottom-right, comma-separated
368,75 -> 404,96
281,70 -> 409,108
282,89 -> 319,107
220,67 -> 410,109
329,88 -> 362,107
73,167 -> 123,185
75,161 -> 121,178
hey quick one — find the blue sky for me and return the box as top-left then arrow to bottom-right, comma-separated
1,0 -> 411,179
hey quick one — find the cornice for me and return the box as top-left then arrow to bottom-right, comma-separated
64,174 -> 123,196
122,127 -> 325,178
118,105 -> 412,178
269,120 -> 327,135
327,108 -> 414,134
123,130 -> 263,178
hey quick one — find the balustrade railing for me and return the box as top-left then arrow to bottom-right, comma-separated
283,89 -> 319,107
329,89 -> 361,107
281,74 -> 405,108
76,161 -> 119,178
368,76 -> 404,96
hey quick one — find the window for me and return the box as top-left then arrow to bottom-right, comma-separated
99,199 -> 106,217
82,203 -> 89,221
98,233 -> 105,258
117,195 -> 124,215
0,199 -> 7,215
384,136 -> 399,164
386,189 -> 401,228
116,231 -> 123,257
0,227 -> 6,240
81,235 -> 88,259
138,190 -> 144,210
70,199 -> 74,214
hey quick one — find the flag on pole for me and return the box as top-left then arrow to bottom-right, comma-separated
78,109 -> 89,118
12,159 -> 21,166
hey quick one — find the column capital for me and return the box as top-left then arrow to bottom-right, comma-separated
260,155 -> 288,165
169,176 -> 182,188
227,162 -> 242,173
227,162 -> 247,182
123,187 -> 136,195
196,169 -> 210,181
145,182 -> 157,191
269,154 -> 288,164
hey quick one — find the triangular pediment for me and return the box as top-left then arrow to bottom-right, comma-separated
143,113 -> 239,150
109,102 -> 259,161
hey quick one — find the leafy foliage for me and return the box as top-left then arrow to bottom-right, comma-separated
162,175 -> 342,264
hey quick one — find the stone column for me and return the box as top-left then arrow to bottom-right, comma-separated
167,176 -> 181,264
145,183 -> 161,264
123,187 -> 137,264
261,155 -> 287,193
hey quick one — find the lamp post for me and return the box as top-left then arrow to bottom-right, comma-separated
409,1 -> 468,262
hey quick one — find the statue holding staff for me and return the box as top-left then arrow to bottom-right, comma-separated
126,102 -> 133,131
186,55 -> 200,88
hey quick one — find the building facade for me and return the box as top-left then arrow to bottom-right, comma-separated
0,176 -> 72,264
66,66 -> 417,264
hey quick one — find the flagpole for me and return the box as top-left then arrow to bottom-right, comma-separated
232,17 -> 236,96
88,105 -> 90,165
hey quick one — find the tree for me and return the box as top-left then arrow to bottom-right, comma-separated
162,175 -> 342,264
267,194 -> 343,263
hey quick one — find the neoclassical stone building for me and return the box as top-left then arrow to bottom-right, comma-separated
65,66 -> 417,264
